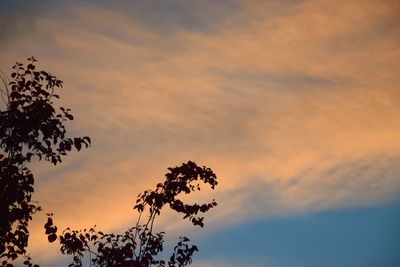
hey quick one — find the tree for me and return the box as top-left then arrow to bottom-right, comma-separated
0,57 -> 91,266
45,160 -> 217,267
1,58 -> 218,267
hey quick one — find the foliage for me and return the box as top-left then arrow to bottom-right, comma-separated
45,161 -> 218,267
1,58 -> 218,267
0,57 -> 90,266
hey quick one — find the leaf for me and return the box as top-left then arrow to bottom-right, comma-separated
48,233 -> 57,243
74,138 -> 82,151
65,113 -> 74,120
83,136 -> 91,146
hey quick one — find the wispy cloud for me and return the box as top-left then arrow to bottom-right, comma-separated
0,0 -> 399,263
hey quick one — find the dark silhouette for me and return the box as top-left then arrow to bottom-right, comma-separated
1,58 -> 218,267
0,57 -> 90,266
45,161 -> 217,267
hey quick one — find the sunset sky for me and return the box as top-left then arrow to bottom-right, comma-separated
1,0 -> 400,266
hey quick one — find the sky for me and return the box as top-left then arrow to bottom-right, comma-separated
0,0 -> 400,266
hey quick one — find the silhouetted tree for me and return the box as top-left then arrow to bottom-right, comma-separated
1,58 -> 218,267
0,58 -> 90,266
45,161 -> 217,267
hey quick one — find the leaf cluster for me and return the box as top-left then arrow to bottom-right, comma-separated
0,57 -> 90,166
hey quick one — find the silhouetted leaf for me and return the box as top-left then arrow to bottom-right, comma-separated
74,138 -> 81,151
48,234 -> 57,243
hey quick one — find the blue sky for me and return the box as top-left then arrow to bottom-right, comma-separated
194,202 -> 400,267
1,0 -> 400,266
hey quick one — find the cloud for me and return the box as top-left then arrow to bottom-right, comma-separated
0,0 -> 399,264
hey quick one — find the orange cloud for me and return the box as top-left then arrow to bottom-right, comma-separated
1,0 -> 399,263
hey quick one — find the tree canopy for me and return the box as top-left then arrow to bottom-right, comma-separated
0,58 -> 217,267
0,57 -> 91,266
45,161 -> 217,267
